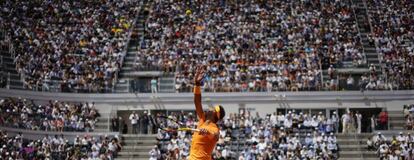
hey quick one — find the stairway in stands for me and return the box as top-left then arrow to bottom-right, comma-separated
115,0 -> 176,93
351,0 -> 380,68
1,45 -> 23,90
114,0 -> 150,93
94,116 -> 110,132
116,134 -> 157,160
158,74 -> 175,93
388,110 -> 404,130
337,133 -> 377,160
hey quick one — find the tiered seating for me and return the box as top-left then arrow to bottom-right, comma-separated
367,0 -> 414,90
0,97 -> 99,132
155,111 -> 339,159
0,0 -> 138,92
0,130 -> 121,159
138,0 -> 365,92
368,132 -> 414,159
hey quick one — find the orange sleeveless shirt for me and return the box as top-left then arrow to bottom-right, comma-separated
189,119 -> 219,160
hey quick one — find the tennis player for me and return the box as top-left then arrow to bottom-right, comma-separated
189,66 -> 225,160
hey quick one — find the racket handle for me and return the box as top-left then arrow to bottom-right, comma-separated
191,128 -> 200,132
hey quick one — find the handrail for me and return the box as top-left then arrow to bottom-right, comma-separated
362,0 -> 386,82
6,72 -> 10,89
113,4 -> 141,93
349,0 -> 368,65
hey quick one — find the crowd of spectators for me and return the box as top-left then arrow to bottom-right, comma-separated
0,0 -> 139,92
368,132 -> 414,160
0,130 -> 121,159
403,104 -> 414,130
138,0 -> 365,93
0,97 -> 100,132
367,0 -> 414,90
152,110 -> 339,159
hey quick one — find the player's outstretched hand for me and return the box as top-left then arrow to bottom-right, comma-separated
194,66 -> 205,86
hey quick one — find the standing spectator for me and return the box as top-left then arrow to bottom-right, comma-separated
111,116 -> 119,132
141,111 -> 149,134
356,111 -> 362,133
148,113 -> 154,134
347,75 -> 354,90
341,112 -> 350,133
118,117 -> 124,133
370,115 -> 376,132
151,78 -> 158,94
379,111 -> 388,130
332,112 -> 339,133
129,111 -> 139,134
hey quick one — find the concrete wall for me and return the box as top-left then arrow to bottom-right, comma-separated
1,88 -> 413,116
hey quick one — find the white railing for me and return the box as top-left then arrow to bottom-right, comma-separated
349,0 -> 368,65
362,0 -> 387,83
112,4 -> 143,93
6,72 -> 10,89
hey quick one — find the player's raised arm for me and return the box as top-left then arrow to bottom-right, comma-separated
193,66 -> 205,121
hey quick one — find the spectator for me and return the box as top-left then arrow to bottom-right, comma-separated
356,111 -> 362,133
111,116 -> 119,132
129,111 -> 139,134
151,78 -> 158,94
341,112 -> 351,133
140,111 -> 149,134
149,145 -> 161,160
378,111 -> 388,130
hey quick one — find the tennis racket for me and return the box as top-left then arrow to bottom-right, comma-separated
152,115 -> 200,133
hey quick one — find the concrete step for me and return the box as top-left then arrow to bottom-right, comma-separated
116,152 -> 150,159
115,158 -> 148,160
390,120 -> 405,124
93,128 -> 109,132
122,134 -> 157,139
122,140 -> 157,145
388,115 -> 405,121
121,145 -> 154,152
388,111 -> 403,114
339,158 -> 377,160
338,139 -> 364,145
390,126 -> 404,130
340,144 -> 370,151
339,151 -> 377,158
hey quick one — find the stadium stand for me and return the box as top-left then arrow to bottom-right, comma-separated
0,0 -> 139,92
0,0 -> 413,159
367,131 -> 414,160
154,111 -> 339,159
0,97 -> 110,132
0,129 -> 121,159
141,0 -> 368,93
367,0 -> 414,90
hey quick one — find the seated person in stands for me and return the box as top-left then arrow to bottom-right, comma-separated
378,144 -> 389,159
367,137 -> 375,151
373,132 -> 387,148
